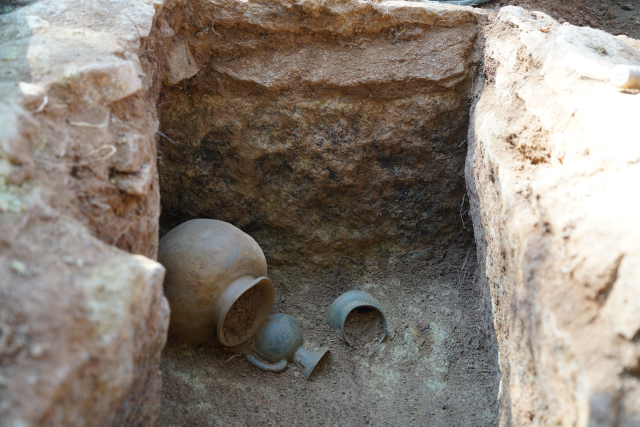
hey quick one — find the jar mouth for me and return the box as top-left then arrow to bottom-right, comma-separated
217,276 -> 275,347
341,305 -> 387,346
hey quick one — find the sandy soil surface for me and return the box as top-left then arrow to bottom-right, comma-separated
159,242 -> 499,427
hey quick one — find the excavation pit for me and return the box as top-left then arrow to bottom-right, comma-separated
3,0 -> 640,425
148,1 -> 499,425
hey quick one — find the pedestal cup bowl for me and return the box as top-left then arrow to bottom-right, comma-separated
246,313 -> 329,380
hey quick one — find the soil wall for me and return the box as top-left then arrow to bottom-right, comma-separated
152,0 -> 486,268
0,1 -> 169,425
467,7 -> 640,426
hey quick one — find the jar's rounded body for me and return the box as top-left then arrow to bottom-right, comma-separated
158,219 -> 274,346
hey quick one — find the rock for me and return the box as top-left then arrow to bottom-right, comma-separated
467,6 -> 640,426
163,39 -> 200,85
0,214 -> 170,427
0,0 -> 168,425
621,4 -> 634,11
66,61 -> 143,107
111,163 -> 154,197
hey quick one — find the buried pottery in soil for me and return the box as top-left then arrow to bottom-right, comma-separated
327,290 -> 388,346
246,313 -> 330,380
1,0 -> 639,425
158,219 -> 275,346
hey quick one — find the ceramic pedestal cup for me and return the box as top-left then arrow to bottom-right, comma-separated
246,314 -> 329,380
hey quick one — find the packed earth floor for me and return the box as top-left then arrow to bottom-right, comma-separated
159,243 -> 499,427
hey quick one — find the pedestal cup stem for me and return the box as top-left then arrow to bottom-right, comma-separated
293,346 -> 330,380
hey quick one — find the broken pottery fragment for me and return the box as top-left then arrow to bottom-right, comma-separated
611,64 -> 640,89
328,290 -> 388,346
158,219 -> 274,346
246,313 -> 329,380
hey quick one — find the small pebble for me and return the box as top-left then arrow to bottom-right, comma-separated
62,257 -> 84,267
30,344 -> 45,358
622,4 -> 634,11
10,260 -> 28,276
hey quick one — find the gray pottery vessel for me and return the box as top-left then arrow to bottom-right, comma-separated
246,313 -> 329,380
327,290 -> 387,346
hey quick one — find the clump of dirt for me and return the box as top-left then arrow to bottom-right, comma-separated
0,0 -> 36,15
222,284 -> 264,342
343,308 -> 385,348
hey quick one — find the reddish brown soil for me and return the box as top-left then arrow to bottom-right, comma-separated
481,0 -> 640,40
152,1 -> 638,427
344,308 -> 385,348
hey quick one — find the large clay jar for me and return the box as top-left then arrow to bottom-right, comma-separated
158,219 -> 275,346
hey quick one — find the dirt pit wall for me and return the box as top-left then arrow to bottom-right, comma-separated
152,0 -> 484,268
468,7 -> 640,427
0,1 -> 169,426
